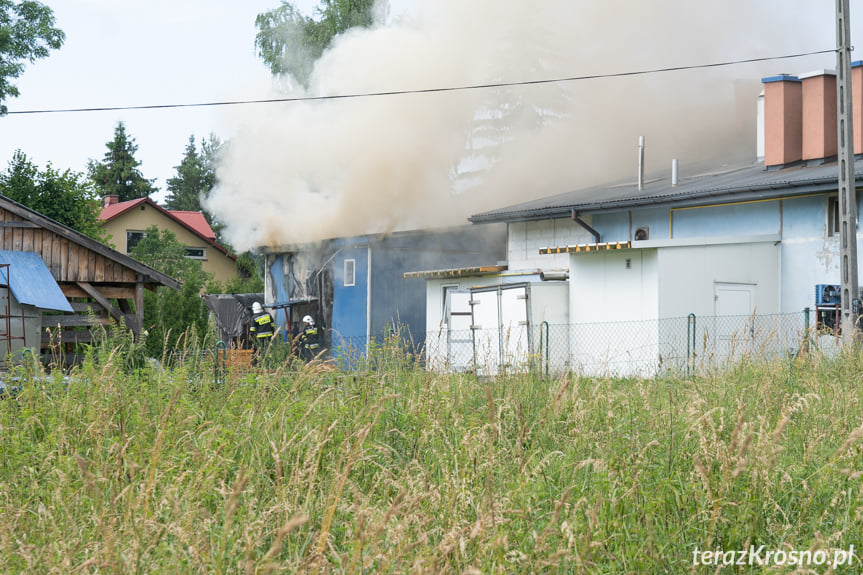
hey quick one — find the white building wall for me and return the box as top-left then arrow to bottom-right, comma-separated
508,219 -> 594,271
657,240 -> 781,318
568,249 -> 659,376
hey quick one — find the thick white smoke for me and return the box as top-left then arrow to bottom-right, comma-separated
205,0 -> 834,252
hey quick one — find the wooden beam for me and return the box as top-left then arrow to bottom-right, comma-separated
60,284 -> 137,300
42,315 -> 111,327
41,330 -> 94,344
75,282 -> 124,323
135,281 -> 144,338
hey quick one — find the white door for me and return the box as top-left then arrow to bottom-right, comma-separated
713,282 -> 756,360
499,286 -> 531,371
471,289 -> 501,376
445,290 -> 473,372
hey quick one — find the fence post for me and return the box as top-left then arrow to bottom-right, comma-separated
686,314 -> 696,377
802,307 -> 810,356
541,321 -> 550,379
215,340 -> 226,385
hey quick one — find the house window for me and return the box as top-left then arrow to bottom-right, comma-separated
828,196 -> 840,237
344,259 -> 356,287
184,247 -> 206,259
126,231 -> 145,253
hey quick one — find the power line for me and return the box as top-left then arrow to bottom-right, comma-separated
5,48 -> 837,116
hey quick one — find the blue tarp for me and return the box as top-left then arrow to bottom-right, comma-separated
0,251 -> 73,312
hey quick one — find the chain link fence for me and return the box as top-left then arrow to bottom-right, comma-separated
423,311 -> 818,377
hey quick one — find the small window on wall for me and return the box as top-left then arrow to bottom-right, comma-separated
184,247 -> 206,259
828,196 -> 840,237
126,231 -> 145,253
344,259 -> 356,287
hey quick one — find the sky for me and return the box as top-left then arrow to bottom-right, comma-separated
0,1 -> 856,252
0,0 -> 327,202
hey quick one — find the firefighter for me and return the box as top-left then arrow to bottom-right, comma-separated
249,302 -> 275,361
297,314 -> 321,362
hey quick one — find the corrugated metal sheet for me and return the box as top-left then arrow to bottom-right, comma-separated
0,251 -> 73,312
470,161 -> 863,223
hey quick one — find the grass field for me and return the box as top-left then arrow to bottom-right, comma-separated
1,339 -> 862,573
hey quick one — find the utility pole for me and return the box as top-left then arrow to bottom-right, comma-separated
837,0 -> 860,342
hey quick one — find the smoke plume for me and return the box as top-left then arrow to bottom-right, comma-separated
205,0 -> 834,252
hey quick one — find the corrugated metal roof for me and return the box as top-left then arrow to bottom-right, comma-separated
470,161 -> 862,223
0,251 -> 73,312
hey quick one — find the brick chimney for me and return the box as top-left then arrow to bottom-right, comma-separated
800,70 -> 837,163
103,195 -> 119,208
762,75 -> 802,168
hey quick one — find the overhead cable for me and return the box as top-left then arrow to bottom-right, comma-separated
4,48 -> 837,116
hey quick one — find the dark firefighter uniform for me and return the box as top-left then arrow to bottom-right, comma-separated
250,311 -> 276,344
298,322 -> 321,362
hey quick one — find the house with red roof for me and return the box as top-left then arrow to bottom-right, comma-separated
99,195 -> 240,286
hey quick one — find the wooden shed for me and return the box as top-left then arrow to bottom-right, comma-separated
0,195 -> 181,361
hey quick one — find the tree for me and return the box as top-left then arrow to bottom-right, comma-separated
88,121 -> 157,201
0,150 -> 108,242
130,225 -> 211,357
255,0 -> 384,87
165,135 -> 210,212
0,0 -> 64,115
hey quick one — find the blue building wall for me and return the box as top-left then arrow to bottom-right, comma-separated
584,192 -> 863,315
331,243 -> 369,357
329,225 -> 507,362
671,200 -> 781,238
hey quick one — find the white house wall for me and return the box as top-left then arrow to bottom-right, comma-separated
507,219 -> 593,270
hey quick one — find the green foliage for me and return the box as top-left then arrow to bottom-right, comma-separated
0,150 -> 108,242
2,344 -> 863,572
166,133 -> 230,246
130,225 -> 211,357
207,251 -> 264,294
164,135 -> 210,212
0,0 -> 64,115
255,0 -> 384,87
88,121 -> 157,201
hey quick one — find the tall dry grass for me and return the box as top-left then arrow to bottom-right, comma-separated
0,337 -> 862,573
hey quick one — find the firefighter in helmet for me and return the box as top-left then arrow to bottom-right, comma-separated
249,302 -> 275,360
297,314 -> 321,362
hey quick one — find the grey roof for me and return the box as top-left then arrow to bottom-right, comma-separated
0,251 -> 73,312
469,160 -> 863,223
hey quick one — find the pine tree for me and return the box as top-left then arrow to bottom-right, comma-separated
165,135 -> 211,212
88,121 -> 156,201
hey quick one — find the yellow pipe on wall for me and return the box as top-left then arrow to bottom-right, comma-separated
667,192 -> 827,238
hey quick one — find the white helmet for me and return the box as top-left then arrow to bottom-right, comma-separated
252,302 -> 263,314
303,315 -> 314,325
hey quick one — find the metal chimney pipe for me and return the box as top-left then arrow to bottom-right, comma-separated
637,136 -> 645,191
671,158 -> 679,187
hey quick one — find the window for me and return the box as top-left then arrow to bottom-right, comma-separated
126,231 -> 145,253
344,259 -> 356,287
828,196 -> 840,237
184,247 -> 206,259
